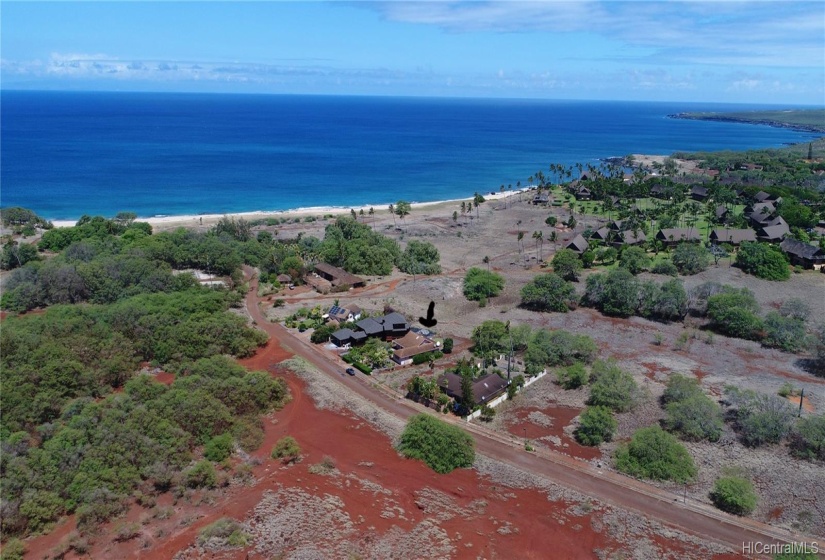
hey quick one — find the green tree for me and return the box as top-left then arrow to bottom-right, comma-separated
588,360 -> 640,412
394,200 -> 412,231
618,246 -> 652,275
552,249 -> 583,281
442,338 -> 454,353
735,242 -> 790,280
397,240 -> 441,275
471,320 -> 508,363
463,267 -> 505,302
397,414 -> 475,474
615,426 -> 697,482
671,242 -> 710,275
520,272 -> 576,312
584,268 -> 640,317
710,475 -> 758,516
575,406 -> 617,446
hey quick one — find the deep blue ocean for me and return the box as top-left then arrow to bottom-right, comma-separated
1,91 -> 819,221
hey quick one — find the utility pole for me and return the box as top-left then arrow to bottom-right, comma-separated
798,388 -> 804,417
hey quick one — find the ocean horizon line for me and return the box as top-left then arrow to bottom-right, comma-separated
3,89 -> 823,110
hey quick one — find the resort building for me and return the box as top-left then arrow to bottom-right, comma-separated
564,234 -> 590,255
312,263 -> 366,289
780,239 -> 825,270
655,228 -> 702,246
709,228 -> 757,246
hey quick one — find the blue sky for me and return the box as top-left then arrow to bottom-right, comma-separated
2,1 -> 823,104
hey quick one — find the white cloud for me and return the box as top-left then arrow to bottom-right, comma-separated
366,1 -> 825,69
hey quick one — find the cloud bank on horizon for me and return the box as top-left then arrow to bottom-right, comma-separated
1,1 -> 822,104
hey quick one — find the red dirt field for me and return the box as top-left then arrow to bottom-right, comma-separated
505,406 -> 602,461
21,325 -> 722,559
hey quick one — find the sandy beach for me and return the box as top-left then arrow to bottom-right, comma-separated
50,187 -> 534,230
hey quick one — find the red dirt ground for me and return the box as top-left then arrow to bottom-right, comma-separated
505,406 -> 602,461
20,295 -> 736,559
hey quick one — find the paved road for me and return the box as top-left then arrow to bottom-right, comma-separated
243,268 -> 807,554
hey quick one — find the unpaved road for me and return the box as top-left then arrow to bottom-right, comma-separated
243,267 -> 810,554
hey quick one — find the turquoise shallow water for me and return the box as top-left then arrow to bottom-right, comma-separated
1,91 -> 818,221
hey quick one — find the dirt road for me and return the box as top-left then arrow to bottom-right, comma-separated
242,267 -> 807,554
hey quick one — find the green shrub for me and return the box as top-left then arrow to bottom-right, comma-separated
185,460 -> 217,489
707,288 -> 764,340
557,362 -> 588,389
479,405 -> 496,422
271,436 -> 301,464
618,246 -> 652,275
0,538 -> 27,560
588,360 -> 640,412
735,242 -> 790,280
463,267 -> 505,302
651,260 -> 678,276
665,394 -> 724,442
575,406 -> 617,446
671,243 -> 710,275
726,387 -> 795,447
763,312 -> 807,353
520,272 -> 577,312
710,475 -> 757,516
662,374 -> 702,404
197,518 -> 250,548
114,521 -> 141,542
551,249 -> 583,281
615,426 -> 697,482
442,338 -> 454,353
232,416 -> 265,452
397,414 -> 475,474
789,415 -> 825,461
204,433 -> 234,462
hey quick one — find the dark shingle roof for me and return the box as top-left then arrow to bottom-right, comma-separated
709,228 -> 756,245
780,238 -> 825,260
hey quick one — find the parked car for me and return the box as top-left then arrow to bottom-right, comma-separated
345,368 -> 356,376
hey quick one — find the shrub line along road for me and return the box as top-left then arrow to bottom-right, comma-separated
242,267 -> 806,554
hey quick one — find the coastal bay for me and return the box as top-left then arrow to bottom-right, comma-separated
3,92 -> 819,222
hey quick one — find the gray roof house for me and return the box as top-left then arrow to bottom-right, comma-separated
780,239 -> 825,269
564,234 -> 590,255
709,228 -> 757,246
656,228 -> 702,245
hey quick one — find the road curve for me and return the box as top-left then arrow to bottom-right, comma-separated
242,267 -> 808,554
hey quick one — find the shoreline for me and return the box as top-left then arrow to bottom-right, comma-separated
50,188 -> 534,229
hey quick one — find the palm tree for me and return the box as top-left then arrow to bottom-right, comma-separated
359,209 -> 365,222
537,231 -> 544,261
517,231 -> 524,253
369,207 -> 375,231
452,210 -> 458,225
388,204 -> 396,229
532,231 -> 540,257
395,200 -> 411,232
483,255 -> 490,271
350,208 -> 357,220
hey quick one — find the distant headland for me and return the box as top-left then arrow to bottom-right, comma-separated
669,108 -> 825,134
